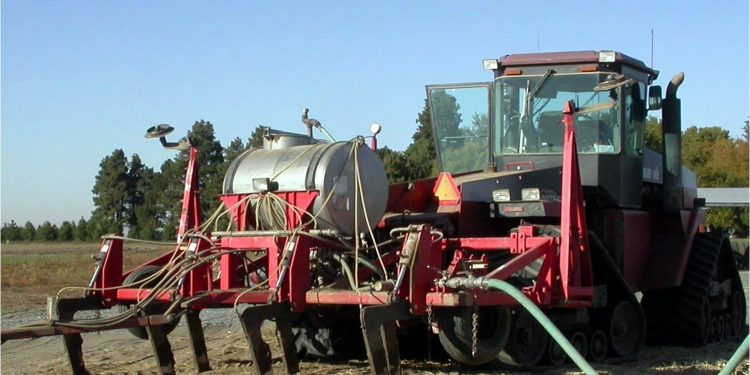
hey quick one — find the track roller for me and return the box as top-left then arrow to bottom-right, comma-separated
546,338 -> 567,366
588,330 -> 607,362
500,309 -> 548,367
569,331 -> 588,361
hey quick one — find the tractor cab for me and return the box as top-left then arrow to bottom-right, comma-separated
427,51 -> 660,209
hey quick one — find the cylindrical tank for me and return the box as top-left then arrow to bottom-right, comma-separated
223,140 -> 388,236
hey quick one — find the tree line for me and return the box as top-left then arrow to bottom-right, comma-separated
2,103 -> 747,242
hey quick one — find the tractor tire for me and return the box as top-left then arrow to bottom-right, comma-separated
437,306 -> 511,365
114,265 -> 180,340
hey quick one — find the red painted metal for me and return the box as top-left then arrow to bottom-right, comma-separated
15,100 -> 606,347
178,146 -> 201,242
559,101 -> 594,300
90,238 -> 124,304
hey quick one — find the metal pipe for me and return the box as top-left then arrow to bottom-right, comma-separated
717,335 -> 749,375
662,73 -> 685,211
444,277 -> 598,375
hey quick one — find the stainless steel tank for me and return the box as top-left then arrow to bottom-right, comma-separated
223,140 -> 388,236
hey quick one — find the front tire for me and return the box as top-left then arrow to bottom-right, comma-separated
437,306 -> 511,365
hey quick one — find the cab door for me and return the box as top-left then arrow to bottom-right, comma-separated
425,83 -> 492,174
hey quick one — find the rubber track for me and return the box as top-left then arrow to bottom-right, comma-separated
643,232 -> 727,346
587,233 -> 647,363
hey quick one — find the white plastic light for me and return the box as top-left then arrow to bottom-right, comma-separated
370,122 -> 382,135
492,189 -> 511,202
521,188 -> 541,201
599,51 -> 616,63
483,59 -> 499,70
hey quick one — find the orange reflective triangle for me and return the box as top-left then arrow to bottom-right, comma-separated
433,172 -> 460,205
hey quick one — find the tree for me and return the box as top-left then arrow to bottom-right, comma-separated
1,221 -> 22,242
126,154 -> 162,239
376,147 -> 409,184
644,116 -> 662,151
91,149 -> 130,232
74,217 -> 89,241
402,99 -> 439,180
679,124 -> 749,233
22,221 -> 36,241
36,221 -> 58,242
248,125 -> 267,148
58,221 -> 75,242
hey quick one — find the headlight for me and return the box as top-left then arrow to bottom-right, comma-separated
521,188 -> 540,201
492,189 -> 511,202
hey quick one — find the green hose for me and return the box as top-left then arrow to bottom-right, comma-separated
717,335 -> 749,375
444,277 -> 598,375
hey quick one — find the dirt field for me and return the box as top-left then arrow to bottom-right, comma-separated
1,242 -> 748,374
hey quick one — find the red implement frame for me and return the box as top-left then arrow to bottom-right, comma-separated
5,104 -> 595,349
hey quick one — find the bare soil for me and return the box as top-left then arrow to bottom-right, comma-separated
1,243 -> 748,374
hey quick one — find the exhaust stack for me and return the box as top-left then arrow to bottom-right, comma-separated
662,73 -> 685,211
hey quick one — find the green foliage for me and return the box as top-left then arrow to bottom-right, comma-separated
1,221 -> 23,241
58,221 -> 75,242
22,221 -> 36,241
36,221 -> 58,241
678,123 -> 749,233
376,147 -> 409,184
644,116 -> 663,151
91,149 -> 130,231
400,100 -> 439,180
248,125 -> 266,148
74,217 -> 89,241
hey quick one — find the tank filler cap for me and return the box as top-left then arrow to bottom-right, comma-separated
144,124 -> 174,139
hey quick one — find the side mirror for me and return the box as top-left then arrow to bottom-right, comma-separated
648,85 -> 662,111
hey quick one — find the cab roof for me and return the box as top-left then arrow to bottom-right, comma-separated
498,50 -> 659,80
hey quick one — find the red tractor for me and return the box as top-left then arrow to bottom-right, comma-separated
2,51 -> 745,375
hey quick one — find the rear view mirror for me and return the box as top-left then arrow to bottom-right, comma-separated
648,86 -> 662,111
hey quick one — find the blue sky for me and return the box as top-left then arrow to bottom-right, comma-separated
2,1 -> 748,224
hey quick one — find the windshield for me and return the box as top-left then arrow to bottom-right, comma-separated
495,73 -> 620,155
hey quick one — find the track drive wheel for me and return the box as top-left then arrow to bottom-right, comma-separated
437,306 -> 511,365
114,265 -> 181,340
500,309 -> 548,367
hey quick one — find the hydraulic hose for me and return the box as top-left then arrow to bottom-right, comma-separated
717,335 -> 749,375
444,277 -> 598,375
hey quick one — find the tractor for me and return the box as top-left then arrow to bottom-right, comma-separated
1,50 -> 745,375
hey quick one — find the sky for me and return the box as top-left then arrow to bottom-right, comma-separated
2,1 -> 748,225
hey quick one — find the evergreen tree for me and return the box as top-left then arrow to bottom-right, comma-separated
74,217 -> 89,241
402,99 -> 439,179
91,149 -> 129,232
58,221 -> 75,241
126,154 -> 162,239
1,221 -> 22,241
36,221 -> 58,241
376,147 -> 409,184
225,137 -> 248,162
22,221 -> 36,241
248,125 -> 267,148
